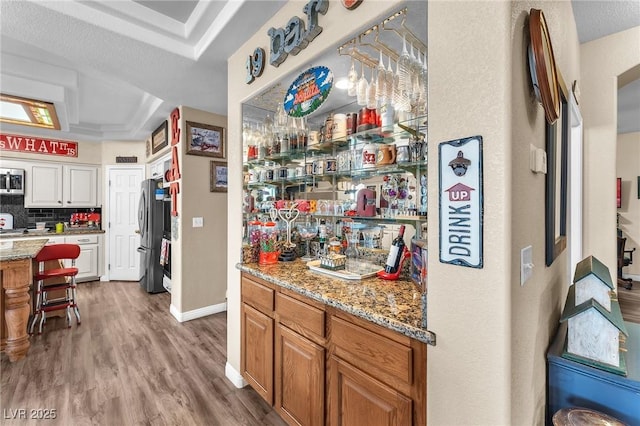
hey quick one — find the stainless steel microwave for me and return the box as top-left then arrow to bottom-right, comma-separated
0,168 -> 25,194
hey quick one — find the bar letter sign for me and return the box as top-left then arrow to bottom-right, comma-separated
0,133 -> 78,157
439,135 -> 483,268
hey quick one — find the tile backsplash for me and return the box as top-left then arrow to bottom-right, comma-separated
0,194 -> 101,229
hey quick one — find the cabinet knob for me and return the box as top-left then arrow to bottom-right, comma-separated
67,201 -> 71,204
58,201 -> 62,204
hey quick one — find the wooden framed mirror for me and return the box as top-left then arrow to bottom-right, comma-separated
529,8 -> 560,124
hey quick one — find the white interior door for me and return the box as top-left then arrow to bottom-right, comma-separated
108,166 -> 144,281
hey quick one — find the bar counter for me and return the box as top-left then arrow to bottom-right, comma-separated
237,260 -> 435,345
0,239 -> 48,362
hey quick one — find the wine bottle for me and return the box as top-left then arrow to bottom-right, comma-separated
384,225 -> 406,274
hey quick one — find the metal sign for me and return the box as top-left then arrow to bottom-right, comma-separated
283,66 -> 333,117
0,133 -> 78,157
439,136 -> 483,268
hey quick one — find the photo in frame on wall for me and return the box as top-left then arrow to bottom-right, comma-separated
151,121 -> 168,154
210,161 -> 228,192
186,121 -> 225,158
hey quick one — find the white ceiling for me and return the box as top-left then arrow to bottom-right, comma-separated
0,0 -> 638,143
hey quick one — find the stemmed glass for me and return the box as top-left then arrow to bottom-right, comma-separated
357,61 -> 368,106
396,33 -> 412,111
380,175 -> 398,217
375,52 -> 386,104
385,56 -> 394,103
367,67 -> 377,109
299,219 -> 318,261
347,57 -> 358,97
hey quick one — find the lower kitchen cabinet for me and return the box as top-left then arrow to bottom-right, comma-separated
329,356 -> 412,426
241,303 -> 274,404
240,273 -> 427,426
275,323 -> 325,426
65,234 -> 102,282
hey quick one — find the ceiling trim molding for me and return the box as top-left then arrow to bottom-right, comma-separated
194,0 -> 246,59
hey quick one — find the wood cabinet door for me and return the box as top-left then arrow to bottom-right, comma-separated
241,303 -> 274,404
275,324 -> 325,426
329,356 -> 412,426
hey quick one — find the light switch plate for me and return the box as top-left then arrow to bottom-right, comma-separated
192,217 -> 203,227
521,245 -> 533,286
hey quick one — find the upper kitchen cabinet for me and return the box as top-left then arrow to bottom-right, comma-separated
25,162 -> 100,208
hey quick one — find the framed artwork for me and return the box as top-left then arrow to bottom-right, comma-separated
637,176 -> 640,199
186,121 -> 224,158
617,178 -> 622,208
545,75 -> 568,266
151,121 -> 168,154
210,161 -> 228,192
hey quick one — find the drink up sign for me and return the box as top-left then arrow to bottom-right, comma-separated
439,136 -> 484,268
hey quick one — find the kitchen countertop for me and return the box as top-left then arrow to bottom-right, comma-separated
0,238 -> 48,261
238,260 -> 435,345
0,229 -> 105,239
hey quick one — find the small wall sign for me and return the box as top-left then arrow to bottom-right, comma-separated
439,136 -> 483,268
0,133 -> 78,157
284,66 -> 333,117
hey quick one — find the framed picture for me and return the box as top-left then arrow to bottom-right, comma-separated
186,121 -> 224,158
637,176 -> 640,199
151,121 -> 168,154
210,161 -> 228,192
545,76 -> 568,266
617,178 -> 622,208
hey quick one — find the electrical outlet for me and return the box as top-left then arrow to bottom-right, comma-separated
521,245 -> 533,286
192,217 -> 203,227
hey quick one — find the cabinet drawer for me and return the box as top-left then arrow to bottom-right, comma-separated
276,292 -> 325,339
65,234 -> 99,245
242,276 -> 274,313
331,316 -> 413,385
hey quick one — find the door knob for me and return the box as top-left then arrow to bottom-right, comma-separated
135,230 -> 141,234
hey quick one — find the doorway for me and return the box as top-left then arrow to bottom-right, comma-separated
107,165 -> 145,281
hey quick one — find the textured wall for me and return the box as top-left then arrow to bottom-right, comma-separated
617,131 -> 640,277
581,27 -> 640,276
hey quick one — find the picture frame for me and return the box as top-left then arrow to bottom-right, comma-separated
210,161 -> 228,192
545,75 -> 569,266
637,176 -> 640,199
151,121 -> 168,154
186,121 -> 225,158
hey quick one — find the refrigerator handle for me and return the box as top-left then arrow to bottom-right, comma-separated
137,247 -> 146,253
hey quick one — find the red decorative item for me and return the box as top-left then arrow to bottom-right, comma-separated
0,133 -> 78,157
377,246 -> 410,280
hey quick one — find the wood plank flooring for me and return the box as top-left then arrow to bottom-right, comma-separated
618,281 -> 640,324
1,280 -> 286,426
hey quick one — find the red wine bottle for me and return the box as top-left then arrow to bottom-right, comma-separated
384,225 -> 406,274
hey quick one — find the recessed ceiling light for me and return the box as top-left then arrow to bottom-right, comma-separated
335,78 -> 349,90
0,94 -> 60,130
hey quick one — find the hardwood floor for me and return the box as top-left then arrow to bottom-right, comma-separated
618,280 -> 640,324
1,280 -> 286,426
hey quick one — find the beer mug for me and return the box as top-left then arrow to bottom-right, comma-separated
362,143 -> 377,169
377,145 -> 396,165
332,113 -> 347,142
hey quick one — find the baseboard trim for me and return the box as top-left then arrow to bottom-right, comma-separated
225,362 -> 246,388
622,273 -> 640,282
170,301 -> 227,322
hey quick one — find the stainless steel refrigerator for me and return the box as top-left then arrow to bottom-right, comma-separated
137,179 -> 166,293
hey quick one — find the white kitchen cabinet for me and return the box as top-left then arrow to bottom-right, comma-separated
149,153 -> 170,180
24,163 -> 63,207
63,164 -> 98,207
65,234 -> 102,282
24,162 -> 99,208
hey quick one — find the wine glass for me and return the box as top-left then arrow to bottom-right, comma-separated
397,33 -> 412,111
356,61 -> 368,106
375,52 -> 386,104
367,67 -> 377,109
385,56 -> 394,103
299,220 -> 318,261
380,175 -> 398,217
347,57 -> 358,97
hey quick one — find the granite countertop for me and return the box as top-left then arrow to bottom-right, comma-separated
0,238 -> 48,262
238,261 -> 435,345
0,229 -> 105,239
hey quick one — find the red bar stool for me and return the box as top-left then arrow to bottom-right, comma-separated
29,244 -> 81,334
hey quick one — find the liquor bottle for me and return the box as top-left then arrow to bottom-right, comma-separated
318,219 -> 327,256
384,225 -> 406,274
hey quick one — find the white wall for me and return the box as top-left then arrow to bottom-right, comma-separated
617,131 -> 640,277
581,26 -> 640,276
